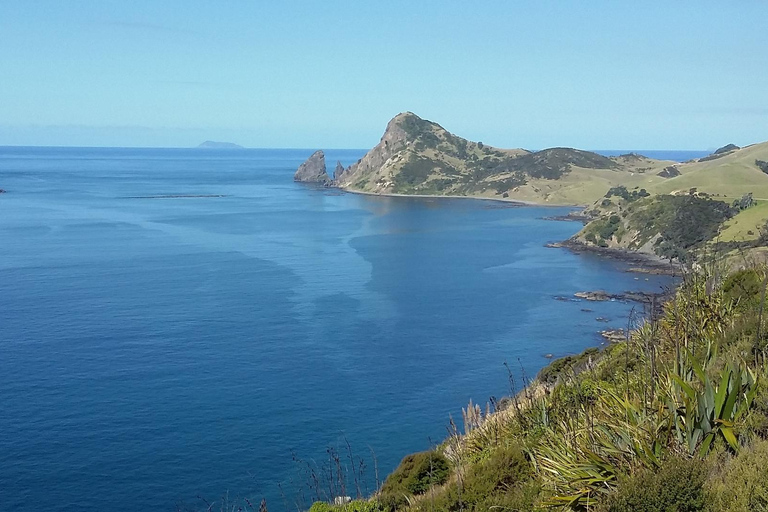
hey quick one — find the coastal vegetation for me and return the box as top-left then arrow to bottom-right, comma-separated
307,263 -> 768,511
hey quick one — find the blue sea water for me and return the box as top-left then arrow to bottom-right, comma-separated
0,147 -> 672,512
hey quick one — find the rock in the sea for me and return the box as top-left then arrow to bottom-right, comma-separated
0,189 -> 5,194
334,161 -> 346,181
294,150 -> 331,184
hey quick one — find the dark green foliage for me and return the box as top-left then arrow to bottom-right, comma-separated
606,186 -> 632,200
413,131 -> 440,151
658,166 -> 681,178
722,269 -> 764,308
605,185 -> 650,201
505,148 -> 616,180
538,347 -> 600,384
732,192 -> 754,210
585,213 -> 623,244
492,173 -> 528,194
622,195 -> 735,258
433,444 -> 536,512
394,156 -> 459,193
309,500 -> 384,512
380,450 -> 450,498
756,160 -> 768,174
598,458 -> 707,512
398,114 -> 439,140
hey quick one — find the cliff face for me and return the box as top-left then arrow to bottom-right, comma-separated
335,112 -> 413,191
336,112 -> 529,196
294,150 -> 331,184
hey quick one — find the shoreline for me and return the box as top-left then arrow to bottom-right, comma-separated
339,186 -> 585,208
339,185 -> 676,275
549,239 -> 680,275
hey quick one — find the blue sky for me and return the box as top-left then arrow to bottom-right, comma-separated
1,1 -> 766,149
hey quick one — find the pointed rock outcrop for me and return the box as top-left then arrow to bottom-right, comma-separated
294,150 -> 331,184
334,161 -> 346,181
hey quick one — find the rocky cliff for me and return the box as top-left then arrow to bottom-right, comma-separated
294,150 -> 331,184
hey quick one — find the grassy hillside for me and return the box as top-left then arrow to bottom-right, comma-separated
337,113 -> 674,206
309,265 -> 768,511
567,142 -> 768,264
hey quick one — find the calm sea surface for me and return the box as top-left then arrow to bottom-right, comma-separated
0,147 -> 672,511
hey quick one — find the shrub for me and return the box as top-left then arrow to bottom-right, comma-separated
597,458 -> 707,512
380,450 -> 450,497
433,443 -> 534,512
706,439 -> 768,512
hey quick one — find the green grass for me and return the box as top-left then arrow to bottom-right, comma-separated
719,200 -> 768,242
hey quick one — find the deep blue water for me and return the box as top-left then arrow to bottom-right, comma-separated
0,147 -> 672,512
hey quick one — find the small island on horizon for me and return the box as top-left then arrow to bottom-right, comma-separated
196,140 -> 245,149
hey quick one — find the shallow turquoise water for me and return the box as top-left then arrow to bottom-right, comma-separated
0,147 -> 672,511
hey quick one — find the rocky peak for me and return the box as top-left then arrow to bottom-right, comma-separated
294,150 -> 331,184
335,112 -> 422,188
334,161 -> 346,181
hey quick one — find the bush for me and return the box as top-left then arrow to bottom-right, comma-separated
308,500 -> 384,512
598,458 -> 707,512
433,443 -> 535,512
722,268 -> 764,308
706,440 -> 768,512
380,450 -> 450,497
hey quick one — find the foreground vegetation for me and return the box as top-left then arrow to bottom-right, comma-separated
310,263 -> 768,511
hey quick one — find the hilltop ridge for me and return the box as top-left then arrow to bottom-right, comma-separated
330,112 -> 675,205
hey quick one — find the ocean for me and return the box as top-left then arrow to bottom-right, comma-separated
0,147 -> 672,511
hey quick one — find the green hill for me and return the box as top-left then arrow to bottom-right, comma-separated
336,113 -> 674,206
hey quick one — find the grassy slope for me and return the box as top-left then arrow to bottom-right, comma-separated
569,142 -> 768,262
720,200 -> 768,242
649,142 -> 768,199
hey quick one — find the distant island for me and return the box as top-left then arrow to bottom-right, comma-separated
196,140 -> 244,149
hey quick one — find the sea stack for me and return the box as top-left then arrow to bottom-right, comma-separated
334,161 -> 346,181
294,150 -> 331,184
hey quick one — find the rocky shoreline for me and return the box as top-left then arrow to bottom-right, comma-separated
547,238 -> 679,275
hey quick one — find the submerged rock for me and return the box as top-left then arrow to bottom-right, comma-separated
294,150 -> 331,184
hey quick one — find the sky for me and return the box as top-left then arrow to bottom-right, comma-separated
1,1 -> 766,150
